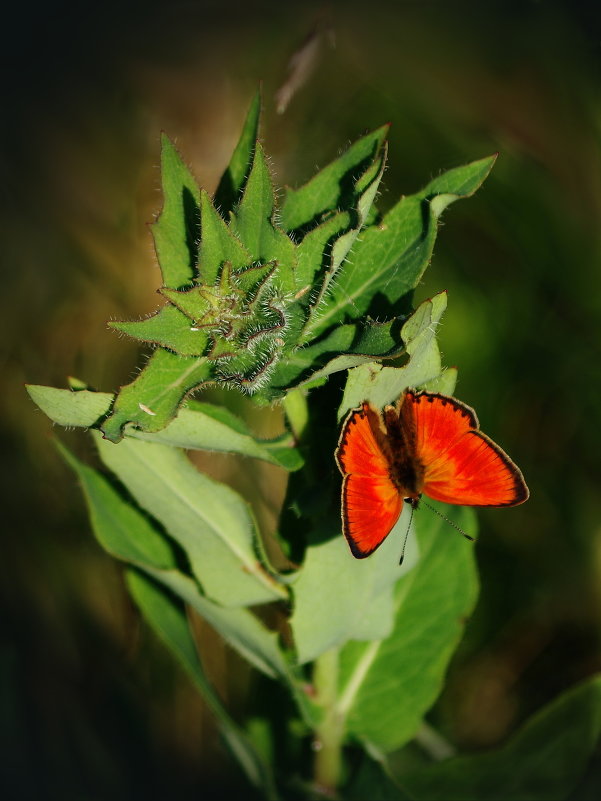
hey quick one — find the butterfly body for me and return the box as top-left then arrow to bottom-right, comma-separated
335,391 -> 529,558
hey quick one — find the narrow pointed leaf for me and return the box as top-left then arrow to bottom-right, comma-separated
56,439 -> 176,569
280,125 -> 389,232
198,190 -> 252,285
127,571 -> 278,798
110,304 -> 209,356
151,134 -> 201,288
313,156 -> 496,335
213,91 -> 261,217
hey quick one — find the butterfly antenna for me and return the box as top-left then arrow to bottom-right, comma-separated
420,499 -> 475,542
399,501 -> 415,565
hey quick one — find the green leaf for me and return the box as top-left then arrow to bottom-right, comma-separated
290,517 -> 418,665
110,304 -> 209,356
213,91 -> 261,218
422,367 -> 458,396
337,505 -> 479,752
279,126 -> 389,232
151,134 -> 201,288
269,317 -> 404,395
229,142 -> 296,278
198,190 -> 252,285
138,566 -> 291,681
403,675 -> 601,801
129,401 -> 303,471
93,432 -> 287,607
299,148 -> 387,344
338,292 -> 448,417
126,571 -> 278,799
312,155 -> 496,336
101,349 -> 212,442
56,439 -> 176,569
30,385 -> 302,470
58,440 -> 292,681
26,384 -> 112,428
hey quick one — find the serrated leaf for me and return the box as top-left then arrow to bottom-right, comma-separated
26,384 -> 112,428
93,432 -> 287,607
280,125 -> 389,232
268,317 -> 404,396
337,505 -> 478,752
338,292 -> 448,417
403,675 -> 601,801
151,134 -> 201,288
130,401 -> 303,471
213,91 -> 261,218
290,513 -> 419,665
300,148 -> 387,343
126,570 -> 278,798
31,385 -> 302,470
230,142 -> 296,281
312,156 -> 496,336
198,190 -> 252,285
101,349 -> 212,442
111,304 -> 209,356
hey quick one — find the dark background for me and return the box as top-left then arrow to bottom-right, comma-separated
3,1 -> 601,797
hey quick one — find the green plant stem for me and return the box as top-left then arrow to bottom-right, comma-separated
313,647 -> 345,796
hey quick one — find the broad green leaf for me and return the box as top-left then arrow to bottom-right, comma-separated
337,504 -> 478,752
110,304 -> 209,356
338,292 -> 448,417
402,675 -> 601,801
280,125 -> 389,232
151,134 -> 201,288
26,384 -> 112,428
290,513 -> 419,665
213,91 -> 261,217
101,349 -> 211,442
57,440 -> 176,569
127,571 -> 278,799
313,155 -> 496,336
93,432 -> 287,607
30,385 -> 302,470
59,441 -> 292,680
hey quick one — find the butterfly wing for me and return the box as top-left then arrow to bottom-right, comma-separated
336,403 -> 403,558
405,391 -> 529,507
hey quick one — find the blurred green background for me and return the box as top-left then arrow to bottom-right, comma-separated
4,0 -> 601,797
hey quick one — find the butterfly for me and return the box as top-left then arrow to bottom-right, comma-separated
335,390 -> 529,558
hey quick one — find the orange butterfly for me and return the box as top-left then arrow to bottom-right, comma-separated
335,390 -> 529,558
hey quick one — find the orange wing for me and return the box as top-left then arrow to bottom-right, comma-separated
336,404 -> 403,558
404,391 -> 529,507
